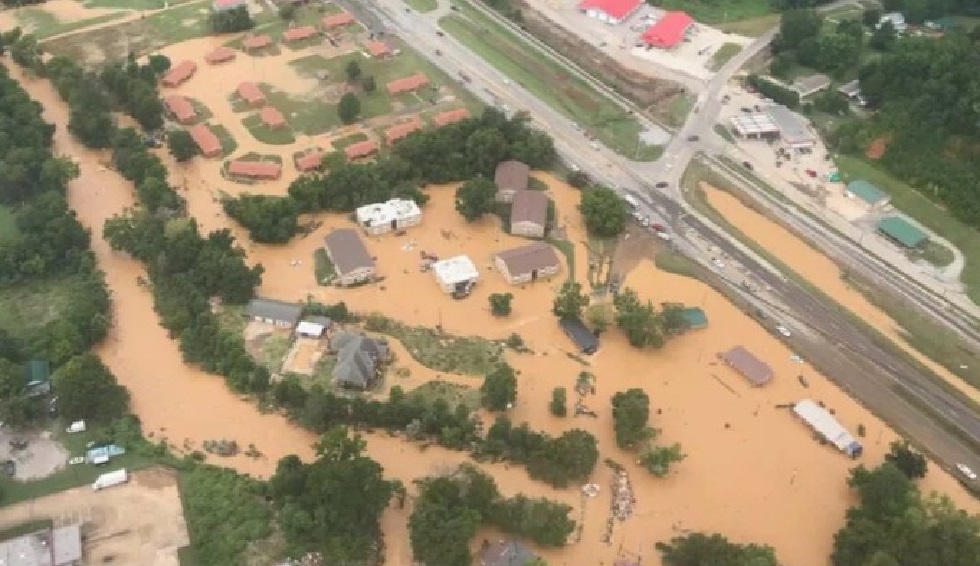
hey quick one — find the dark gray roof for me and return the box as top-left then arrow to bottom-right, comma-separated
331,331 -> 389,389
246,297 -> 302,325
510,190 -> 549,226
560,317 -> 598,354
324,229 -> 375,276
481,539 -> 536,566
496,242 -> 560,275
720,346 -> 773,386
494,160 -> 530,191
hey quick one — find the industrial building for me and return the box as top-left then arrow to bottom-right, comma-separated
729,113 -> 780,140
641,11 -> 694,49
355,198 -> 422,235
432,255 -> 479,295
793,399 -> 863,458
876,216 -> 928,249
0,524 -> 82,566
765,105 -> 816,150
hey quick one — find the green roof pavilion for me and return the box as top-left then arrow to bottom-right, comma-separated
681,307 -> 708,330
876,216 -> 928,248
847,179 -> 889,206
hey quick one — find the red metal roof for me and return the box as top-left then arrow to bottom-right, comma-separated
243,34 -> 272,49
161,60 -> 197,87
259,106 -> 286,128
237,82 -> 265,105
366,40 -> 390,58
344,140 -> 378,160
385,119 -> 421,145
295,150 -> 325,172
577,0 -> 641,20
433,108 -> 470,127
322,12 -> 354,27
228,160 -> 282,179
189,124 -> 221,157
164,95 -> 196,123
641,11 -> 694,48
283,25 -> 317,42
205,46 -> 236,64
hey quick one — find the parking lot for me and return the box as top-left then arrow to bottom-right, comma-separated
0,426 -> 68,481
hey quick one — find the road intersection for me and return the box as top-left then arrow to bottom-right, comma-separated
341,0 -> 980,483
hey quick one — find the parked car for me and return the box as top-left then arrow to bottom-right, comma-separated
711,258 -> 725,269
687,135 -> 700,142
742,161 -> 753,170
651,223 -> 666,232
654,181 -> 668,189
436,31 -> 444,37
805,169 -> 817,178
776,325 -> 792,337
957,463 -> 978,480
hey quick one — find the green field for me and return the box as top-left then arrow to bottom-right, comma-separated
660,0 -> 772,24
707,42 -> 743,71
14,8 -> 127,40
242,113 -> 296,145
439,2 -> 659,161
835,156 -> 980,306
717,13 -> 781,37
404,0 -> 439,13
0,278 -> 86,334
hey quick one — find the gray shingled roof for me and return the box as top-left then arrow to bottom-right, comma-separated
496,242 -> 560,276
331,332 -> 389,389
720,345 -> 773,386
324,229 -> 375,276
510,189 -> 549,226
494,160 -> 531,191
246,298 -> 302,325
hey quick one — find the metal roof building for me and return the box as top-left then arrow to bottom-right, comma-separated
432,255 -> 479,294
793,399 -> 863,458
719,346 -> 773,386
846,179 -> 889,207
0,524 -> 82,566
876,216 -> 928,248
730,113 -> 779,139
765,105 -> 816,149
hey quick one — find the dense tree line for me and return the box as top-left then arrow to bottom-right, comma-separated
97,54 -> 166,131
222,194 -> 300,244
0,62 -> 116,425
409,464 -> 575,566
833,32 -> 980,229
221,109 -> 555,242
209,6 -> 254,33
773,9 -> 865,79
655,532 -> 779,566
269,428 -> 397,565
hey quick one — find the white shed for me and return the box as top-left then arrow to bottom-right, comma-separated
432,255 -> 479,294
355,198 -> 422,236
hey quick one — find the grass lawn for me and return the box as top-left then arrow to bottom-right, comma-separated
662,93 -> 694,129
909,240 -> 955,269
186,98 -> 213,123
16,8 -> 127,40
331,132 -> 369,151
405,380 -> 480,410
404,0 -> 438,13
0,278 -> 87,334
0,205 -> 20,244
713,123 -> 735,143
364,315 -> 503,375
654,250 -> 703,280
835,156 -> 980,306
547,238 -> 576,282
83,0 -> 196,8
211,124 -> 238,156
313,248 -> 336,285
717,14 -> 781,37
660,0 -> 772,24
242,114 -> 297,145
707,42 -> 743,71
439,4 -> 653,161
215,304 -> 246,336
258,333 -> 292,372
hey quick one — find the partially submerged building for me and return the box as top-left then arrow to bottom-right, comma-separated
509,189 -> 549,238
494,241 -> 561,285
330,331 -> 389,390
259,106 -> 287,129
164,95 -> 196,124
494,160 -> 531,203
355,198 -> 422,235
189,124 -> 222,158
294,150 -> 325,172
205,46 -> 236,64
227,159 -> 282,180
719,345 -> 773,386
793,399 -> 863,458
323,228 -> 376,286
237,82 -> 266,107
246,297 -> 302,328
560,317 -> 598,355
479,539 -> 537,566
432,255 -> 479,295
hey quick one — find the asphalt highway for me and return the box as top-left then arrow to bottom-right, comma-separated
342,0 -> 980,479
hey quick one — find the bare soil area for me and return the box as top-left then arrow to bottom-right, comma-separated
0,466 -> 190,566
0,428 -> 68,481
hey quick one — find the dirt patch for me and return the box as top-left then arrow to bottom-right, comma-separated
281,336 -> 328,375
514,0 -> 684,111
611,223 -> 662,277
0,466 -> 189,566
0,428 -> 68,481
866,136 -> 888,160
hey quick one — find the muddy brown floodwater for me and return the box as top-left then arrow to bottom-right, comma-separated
5,55 -> 979,566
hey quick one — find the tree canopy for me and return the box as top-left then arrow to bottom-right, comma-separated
455,177 -> 498,221
552,280 -> 589,321
611,388 -> 651,449
481,363 -> 518,411
656,532 -> 779,566
52,353 -> 129,423
579,186 -> 627,238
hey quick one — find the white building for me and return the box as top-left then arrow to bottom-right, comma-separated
432,255 -> 479,294
793,399 -> 863,458
877,12 -> 907,33
355,198 -> 422,236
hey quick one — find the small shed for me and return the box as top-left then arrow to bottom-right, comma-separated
24,360 -> 51,397
846,179 -> 889,208
876,216 -> 927,248
560,317 -> 598,355
719,346 -> 773,386
259,106 -> 287,129
680,307 -> 707,330
296,316 -> 332,338
432,255 -> 479,294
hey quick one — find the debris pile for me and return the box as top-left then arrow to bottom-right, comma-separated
202,439 -> 239,457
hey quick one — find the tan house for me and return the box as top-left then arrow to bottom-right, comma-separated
494,242 -> 561,285
494,160 -> 531,202
510,190 -> 549,238
323,228 -> 376,286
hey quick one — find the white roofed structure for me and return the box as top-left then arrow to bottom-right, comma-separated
355,198 -> 422,235
730,113 -> 780,139
296,321 -> 327,338
793,399 -> 863,458
432,255 -> 479,294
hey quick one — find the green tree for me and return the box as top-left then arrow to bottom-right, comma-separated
209,5 -> 254,33
481,363 -> 517,411
454,177 -> 497,221
147,54 -> 171,75
586,304 -> 612,336
222,194 -> 299,243
862,8 -> 883,28
362,75 -> 376,93
489,292 -> 513,316
337,92 -> 361,124
52,353 -> 129,423
656,532 -> 779,566
527,429 -> 598,487
613,287 -> 664,349
278,3 -> 296,19
611,388 -> 651,449
870,21 -> 897,51
777,8 -> 822,51
884,440 -> 927,479
549,386 -> 567,417
552,280 -> 589,321
579,186 -> 626,237
345,60 -> 362,82
167,129 -> 199,162
640,443 -> 685,477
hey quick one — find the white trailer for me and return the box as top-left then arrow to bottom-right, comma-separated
92,469 -> 128,491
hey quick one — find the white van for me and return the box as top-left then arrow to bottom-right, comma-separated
623,194 -> 639,211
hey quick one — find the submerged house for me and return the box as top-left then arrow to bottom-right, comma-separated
330,331 -> 390,390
